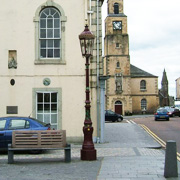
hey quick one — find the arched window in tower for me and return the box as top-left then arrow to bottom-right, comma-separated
140,80 -> 146,90
114,3 -> 119,14
141,99 -> 147,110
116,61 -> 120,68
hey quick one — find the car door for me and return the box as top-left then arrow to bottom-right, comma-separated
0,119 -> 7,149
5,118 -> 31,147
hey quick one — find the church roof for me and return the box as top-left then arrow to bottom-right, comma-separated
130,64 -> 157,78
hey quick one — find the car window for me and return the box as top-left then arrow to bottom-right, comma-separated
0,120 -> 6,131
8,119 -> 30,130
157,109 -> 167,113
109,111 -> 115,115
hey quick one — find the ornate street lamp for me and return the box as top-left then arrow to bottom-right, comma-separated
79,25 -> 96,160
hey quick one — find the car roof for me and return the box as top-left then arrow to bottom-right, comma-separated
0,116 -> 32,119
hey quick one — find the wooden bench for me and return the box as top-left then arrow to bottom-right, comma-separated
8,130 -> 71,164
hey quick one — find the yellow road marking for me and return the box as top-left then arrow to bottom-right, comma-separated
139,124 -> 180,161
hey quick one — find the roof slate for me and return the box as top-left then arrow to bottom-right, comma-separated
130,64 -> 157,78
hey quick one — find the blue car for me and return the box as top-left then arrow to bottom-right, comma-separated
154,108 -> 169,121
0,117 -> 51,150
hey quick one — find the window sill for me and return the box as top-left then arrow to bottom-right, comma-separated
140,89 -> 147,92
34,59 -> 66,65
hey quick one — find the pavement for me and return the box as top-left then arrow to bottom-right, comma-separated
0,119 -> 180,180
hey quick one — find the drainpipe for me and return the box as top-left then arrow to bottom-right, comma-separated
85,0 -> 87,22
96,0 -> 100,143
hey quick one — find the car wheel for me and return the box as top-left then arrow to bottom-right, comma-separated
155,118 -> 157,121
166,118 -> 169,121
117,118 -> 123,122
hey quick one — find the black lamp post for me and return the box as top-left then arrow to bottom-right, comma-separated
79,25 -> 97,160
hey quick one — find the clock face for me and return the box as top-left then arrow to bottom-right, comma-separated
113,21 -> 122,30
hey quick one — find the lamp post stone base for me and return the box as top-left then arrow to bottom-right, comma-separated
81,149 -> 97,161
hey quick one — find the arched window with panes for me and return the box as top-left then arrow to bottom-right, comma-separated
140,80 -> 146,90
141,99 -> 147,110
40,8 -> 60,59
34,1 -> 67,64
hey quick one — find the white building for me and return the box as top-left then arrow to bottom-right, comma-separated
0,0 -> 105,142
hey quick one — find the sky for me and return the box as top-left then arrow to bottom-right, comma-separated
102,0 -> 180,97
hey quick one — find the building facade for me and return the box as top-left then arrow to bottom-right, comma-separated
0,0 -> 104,142
103,0 -> 159,115
176,77 -> 180,100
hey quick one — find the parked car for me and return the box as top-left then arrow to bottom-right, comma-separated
154,108 -> 169,121
0,117 -> 51,150
105,110 -> 123,122
166,108 -> 180,117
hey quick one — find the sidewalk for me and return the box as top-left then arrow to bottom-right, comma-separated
0,122 -> 180,180
97,123 -> 180,180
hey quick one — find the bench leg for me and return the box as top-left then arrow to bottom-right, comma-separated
8,150 -> 14,164
65,144 -> 71,163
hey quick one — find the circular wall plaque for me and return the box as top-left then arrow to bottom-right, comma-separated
43,78 -> 51,86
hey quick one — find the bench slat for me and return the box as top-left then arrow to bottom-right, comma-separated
12,130 -> 66,148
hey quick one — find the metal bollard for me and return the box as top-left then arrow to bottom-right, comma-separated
164,140 -> 178,178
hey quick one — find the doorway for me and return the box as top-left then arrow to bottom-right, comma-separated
115,101 -> 123,115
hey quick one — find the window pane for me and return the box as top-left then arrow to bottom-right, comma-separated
41,49 -> 46,58
51,93 -> 57,102
40,29 -> 46,38
43,8 -> 50,16
40,12 -> 46,18
54,19 -> 60,28
47,29 -> 53,38
48,49 -> 53,57
47,19 -> 53,28
38,93 -> 43,102
54,40 -> 60,48
9,120 -> 26,130
54,49 -> 60,57
51,114 -> 57,123
44,93 -> 50,102
44,104 -> 50,113
54,29 -> 60,38
40,19 -> 46,28
44,114 -> 50,123
51,125 -> 57,130
0,120 -> 6,130
41,40 -> 46,48
48,40 -> 53,47
51,104 -> 57,112
38,104 -> 43,113
37,114 -> 43,121
50,8 -> 56,15
54,12 -> 59,18
25,121 -> 30,129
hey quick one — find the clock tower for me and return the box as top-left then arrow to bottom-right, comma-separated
104,0 -> 132,115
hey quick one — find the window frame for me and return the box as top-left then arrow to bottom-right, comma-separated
140,80 -> 146,91
141,99 -> 147,110
34,0 -> 67,64
36,91 -> 58,130
39,7 -> 61,59
32,88 -> 62,130
114,3 -> 119,14
8,119 -> 30,130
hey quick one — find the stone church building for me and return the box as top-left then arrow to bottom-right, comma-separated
0,0 -> 105,143
103,0 -> 159,115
